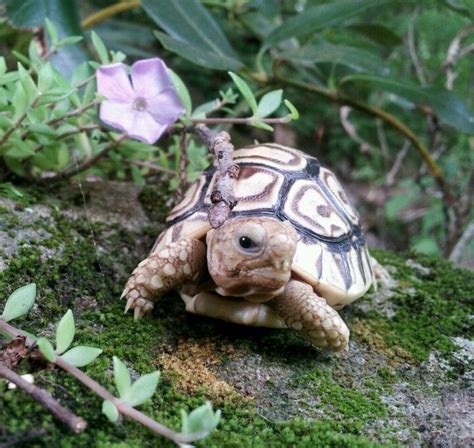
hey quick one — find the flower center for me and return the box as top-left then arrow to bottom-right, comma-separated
132,97 -> 148,111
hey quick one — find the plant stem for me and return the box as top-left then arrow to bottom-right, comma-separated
37,133 -> 128,183
0,319 -> 205,445
81,1 -> 141,29
191,116 -> 291,125
274,74 -> 454,204
0,97 -> 40,148
32,125 -> 100,154
0,362 -> 87,433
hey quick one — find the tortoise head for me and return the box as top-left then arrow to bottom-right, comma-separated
206,217 -> 298,302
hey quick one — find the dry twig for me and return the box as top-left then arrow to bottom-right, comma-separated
195,124 -> 239,228
0,363 -> 87,433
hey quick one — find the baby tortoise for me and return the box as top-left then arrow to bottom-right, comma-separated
122,144 -> 385,351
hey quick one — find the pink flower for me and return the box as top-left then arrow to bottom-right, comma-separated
97,58 -> 184,144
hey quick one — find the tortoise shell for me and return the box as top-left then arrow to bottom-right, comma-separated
151,144 -> 374,308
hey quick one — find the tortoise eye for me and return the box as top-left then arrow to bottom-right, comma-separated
239,236 -> 258,251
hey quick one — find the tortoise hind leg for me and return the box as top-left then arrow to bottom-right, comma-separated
122,238 -> 206,319
268,280 -> 349,352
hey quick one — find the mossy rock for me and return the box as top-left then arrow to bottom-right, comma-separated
0,183 -> 472,447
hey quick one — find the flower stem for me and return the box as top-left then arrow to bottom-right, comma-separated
81,1 -> 141,29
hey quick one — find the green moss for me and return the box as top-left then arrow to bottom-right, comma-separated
290,369 -> 387,435
0,194 -> 471,447
365,250 -> 474,363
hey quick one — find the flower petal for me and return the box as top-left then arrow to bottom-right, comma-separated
97,64 -> 134,101
130,111 -> 168,144
146,89 -> 185,125
131,58 -> 175,98
99,100 -> 135,134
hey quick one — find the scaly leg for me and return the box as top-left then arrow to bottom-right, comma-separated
371,256 -> 393,290
268,280 -> 350,352
122,239 -> 206,319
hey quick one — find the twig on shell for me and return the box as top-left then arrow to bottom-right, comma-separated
195,124 -> 239,228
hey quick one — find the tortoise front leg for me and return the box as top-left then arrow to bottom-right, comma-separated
268,280 -> 349,352
122,239 -> 206,319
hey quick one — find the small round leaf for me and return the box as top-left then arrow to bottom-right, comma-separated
56,309 -> 75,355
102,400 -> 119,422
37,337 -> 56,363
1,284 -> 36,322
60,346 -> 102,367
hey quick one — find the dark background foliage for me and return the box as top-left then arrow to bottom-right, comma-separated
0,0 -> 473,265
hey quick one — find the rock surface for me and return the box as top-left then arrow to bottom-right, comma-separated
0,182 -> 473,447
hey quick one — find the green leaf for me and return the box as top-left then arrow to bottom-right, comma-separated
228,72 -> 257,114
342,74 -> 474,134
154,32 -> 242,71
0,57 -> 7,77
17,64 -> 38,104
1,284 -> 36,322
123,371 -> 160,407
250,119 -> 274,131
348,24 -> 402,49
102,400 -> 119,423
143,0 -> 242,70
265,0 -> 388,45
61,346 -> 102,367
412,237 -> 440,256
3,0 -> 89,79
113,356 -> 131,399
181,401 -> 221,438
45,18 -> 59,46
169,70 -> 192,116
279,42 -> 387,75
256,90 -> 282,118
37,337 -> 56,362
284,99 -> 299,120
55,309 -> 75,354
38,63 -> 54,92
90,31 -> 110,64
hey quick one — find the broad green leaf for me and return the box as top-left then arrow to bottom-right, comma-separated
3,0 -> 89,79
55,309 -> 75,354
279,42 -> 387,75
266,0 -> 388,45
102,400 -> 119,422
343,74 -> 474,134
113,356 -> 131,399
154,32 -> 242,71
228,72 -> 257,114
123,371 -> 160,407
284,99 -> 299,120
61,346 -> 102,367
37,337 -> 56,362
169,70 -> 192,116
90,31 -> 110,65
181,401 -> 221,438
143,0 -> 242,70
1,284 -> 36,322
256,90 -> 282,118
